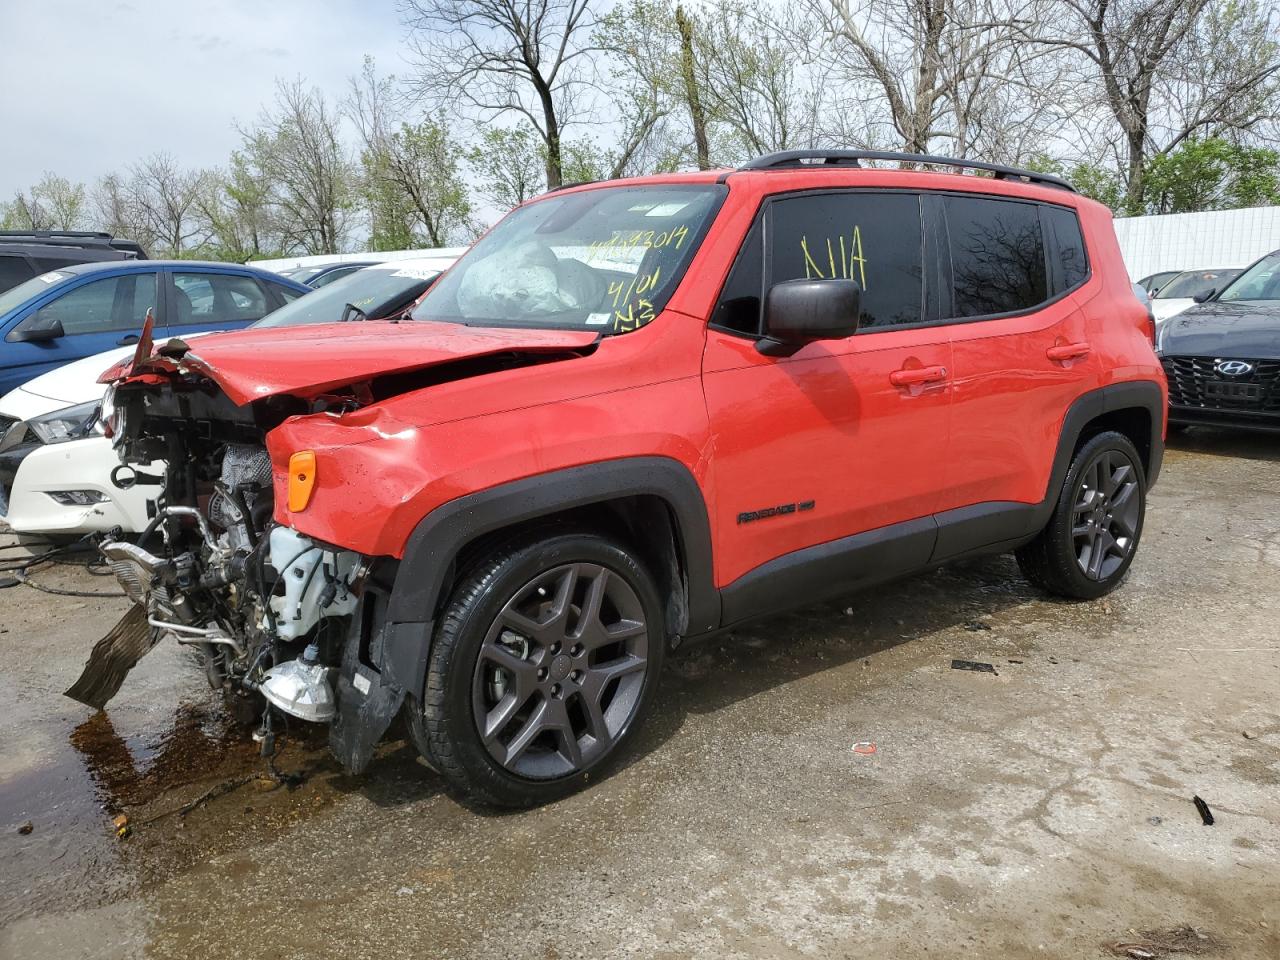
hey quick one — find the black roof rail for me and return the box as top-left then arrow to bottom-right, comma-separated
0,231 -> 147,258
0,230 -> 114,239
738,150 -> 1075,192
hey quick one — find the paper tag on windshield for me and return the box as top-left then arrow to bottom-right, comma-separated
37,271 -> 68,284
586,312 -> 611,326
646,202 -> 689,217
391,268 -> 439,280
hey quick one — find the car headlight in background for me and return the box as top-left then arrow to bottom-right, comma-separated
27,401 -> 103,444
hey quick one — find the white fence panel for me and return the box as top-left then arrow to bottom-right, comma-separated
1113,206 -> 1280,280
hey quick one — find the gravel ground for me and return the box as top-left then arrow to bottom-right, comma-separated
1,428 -> 1277,960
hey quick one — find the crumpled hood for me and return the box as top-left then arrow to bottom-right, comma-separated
1160,300 -> 1280,360
106,320 -> 600,406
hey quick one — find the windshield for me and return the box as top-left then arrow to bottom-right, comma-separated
1155,269 -> 1238,300
413,184 -> 726,333
252,265 -> 439,328
1218,251 -> 1280,302
0,270 -> 71,316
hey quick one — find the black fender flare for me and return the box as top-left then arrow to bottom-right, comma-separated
379,456 -> 719,700
1046,379 -> 1165,499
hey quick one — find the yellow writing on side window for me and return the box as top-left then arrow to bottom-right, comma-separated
800,227 -> 867,289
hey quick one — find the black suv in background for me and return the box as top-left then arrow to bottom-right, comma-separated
1158,248 -> 1280,432
0,231 -> 147,295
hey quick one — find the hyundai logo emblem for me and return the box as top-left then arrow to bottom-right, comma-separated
1215,359 -> 1254,377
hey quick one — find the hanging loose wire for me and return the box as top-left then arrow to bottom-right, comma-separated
0,536 -> 127,598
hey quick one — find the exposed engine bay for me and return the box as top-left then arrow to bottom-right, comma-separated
65,323 -> 601,774
75,365 -> 365,734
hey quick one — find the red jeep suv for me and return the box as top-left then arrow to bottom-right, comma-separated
89,151 -> 1166,806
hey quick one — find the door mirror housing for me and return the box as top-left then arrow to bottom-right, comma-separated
1193,288 -> 1216,304
757,279 -> 861,356
9,310 -> 65,343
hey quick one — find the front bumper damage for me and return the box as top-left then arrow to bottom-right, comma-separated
69,501 -> 383,766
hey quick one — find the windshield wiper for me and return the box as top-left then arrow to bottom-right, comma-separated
340,303 -> 368,323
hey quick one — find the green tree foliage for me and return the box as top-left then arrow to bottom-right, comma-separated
1143,137 -> 1280,213
1,173 -> 88,231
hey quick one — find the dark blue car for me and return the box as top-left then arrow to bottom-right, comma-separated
0,260 -> 309,396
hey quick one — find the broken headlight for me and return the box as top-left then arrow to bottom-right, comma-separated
27,400 -> 103,444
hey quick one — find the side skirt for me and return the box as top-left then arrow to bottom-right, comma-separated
716,501 -> 1042,628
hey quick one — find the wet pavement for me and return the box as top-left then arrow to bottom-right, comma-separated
1,428 -> 1278,959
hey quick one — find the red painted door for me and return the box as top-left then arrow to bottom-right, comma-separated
940,196 -> 1101,514
701,190 -> 953,588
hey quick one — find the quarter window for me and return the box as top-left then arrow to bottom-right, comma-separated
1043,205 -> 1088,293
769,193 -> 923,329
945,196 -> 1047,317
713,219 -> 764,335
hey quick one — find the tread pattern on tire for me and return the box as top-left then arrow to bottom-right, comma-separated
1015,430 -> 1146,600
407,530 -> 662,807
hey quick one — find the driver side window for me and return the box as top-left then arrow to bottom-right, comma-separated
32,273 -> 156,335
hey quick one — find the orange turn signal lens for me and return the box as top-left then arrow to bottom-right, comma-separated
287,451 -> 317,512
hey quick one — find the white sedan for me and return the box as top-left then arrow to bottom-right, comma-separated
1151,267 -> 1241,326
0,344 -> 162,536
0,255 -> 457,537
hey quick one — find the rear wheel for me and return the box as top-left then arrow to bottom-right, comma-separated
1016,431 -> 1146,599
409,531 -> 665,807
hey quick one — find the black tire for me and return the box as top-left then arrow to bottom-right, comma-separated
1016,431 -> 1147,600
408,530 -> 665,807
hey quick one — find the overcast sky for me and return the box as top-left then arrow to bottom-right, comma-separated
0,0 -> 408,193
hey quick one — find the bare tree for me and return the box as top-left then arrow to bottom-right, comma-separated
399,0 -> 601,190
123,153 -> 210,256
811,0 -> 951,153
698,1 -> 824,160
676,4 -> 711,169
809,0 -> 1052,159
239,79 -> 358,254
1019,0 -> 1280,211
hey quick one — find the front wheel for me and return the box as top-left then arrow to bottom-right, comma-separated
409,531 -> 665,807
1016,431 -> 1147,599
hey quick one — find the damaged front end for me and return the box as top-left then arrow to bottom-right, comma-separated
71,348 -> 367,755
68,322 -> 601,773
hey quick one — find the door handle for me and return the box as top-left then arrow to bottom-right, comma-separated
117,334 -> 140,346
890,365 -> 948,387
1046,342 -> 1090,362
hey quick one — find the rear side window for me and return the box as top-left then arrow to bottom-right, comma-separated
0,255 -> 34,294
945,196 -> 1046,317
769,192 -> 923,329
173,272 -> 271,325
1042,205 -> 1088,294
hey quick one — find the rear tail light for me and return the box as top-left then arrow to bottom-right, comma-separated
1131,283 -> 1157,347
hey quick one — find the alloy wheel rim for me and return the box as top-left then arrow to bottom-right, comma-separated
1071,450 -> 1141,581
471,562 -> 649,779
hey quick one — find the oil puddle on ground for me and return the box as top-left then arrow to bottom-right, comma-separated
0,697 -> 268,926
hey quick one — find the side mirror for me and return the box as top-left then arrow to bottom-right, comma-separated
10,310 -> 65,343
757,279 -> 861,356
1193,288 -> 1216,304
